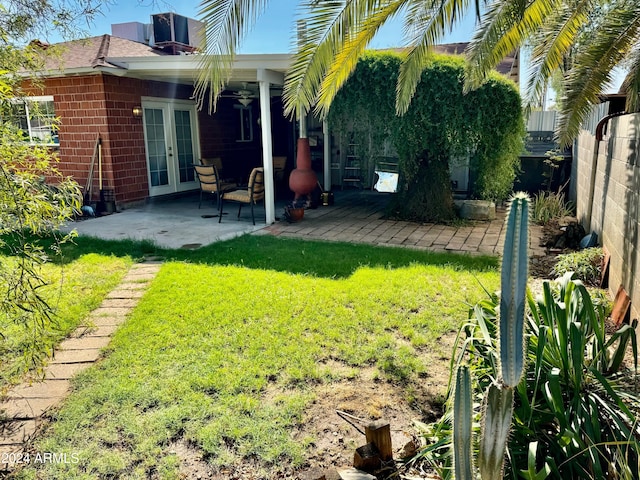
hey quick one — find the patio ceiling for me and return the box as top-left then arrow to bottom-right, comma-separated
105,53 -> 291,89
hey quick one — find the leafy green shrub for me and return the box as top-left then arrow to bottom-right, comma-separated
552,247 -> 604,286
415,196 -> 639,479
328,52 -> 524,222
532,191 -> 574,224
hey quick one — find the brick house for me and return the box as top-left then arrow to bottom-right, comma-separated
22,32 -> 292,223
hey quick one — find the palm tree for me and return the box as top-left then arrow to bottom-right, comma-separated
465,0 -> 640,145
195,0 -> 482,117
196,0 -> 640,146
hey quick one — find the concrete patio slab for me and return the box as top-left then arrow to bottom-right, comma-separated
62,193 -> 263,249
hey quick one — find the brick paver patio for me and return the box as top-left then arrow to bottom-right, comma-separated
264,190 -> 546,257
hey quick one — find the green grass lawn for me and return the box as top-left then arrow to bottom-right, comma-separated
0,252 -> 132,392
10,235 -> 499,479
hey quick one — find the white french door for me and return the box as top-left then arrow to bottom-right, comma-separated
142,99 -> 200,197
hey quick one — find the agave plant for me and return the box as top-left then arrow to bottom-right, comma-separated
415,192 -> 640,479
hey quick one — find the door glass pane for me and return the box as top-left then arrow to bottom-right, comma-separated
144,108 -> 168,187
174,109 -> 195,183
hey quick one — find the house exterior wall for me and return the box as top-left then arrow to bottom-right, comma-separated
573,113 -> 640,325
198,98 -> 264,181
27,74 -> 198,205
101,75 -> 194,204
25,72 -> 291,205
25,75 -> 110,197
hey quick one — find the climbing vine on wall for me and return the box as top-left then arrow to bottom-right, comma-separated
328,51 -> 525,222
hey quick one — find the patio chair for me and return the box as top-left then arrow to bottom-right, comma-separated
272,156 -> 287,197
200,157 -> 230,180
273,156 -> 287,182
201,156 -> 223,169
194,164 -> 237,210
218,167 -> 265,225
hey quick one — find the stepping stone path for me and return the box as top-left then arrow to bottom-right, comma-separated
0,261 -> 162,471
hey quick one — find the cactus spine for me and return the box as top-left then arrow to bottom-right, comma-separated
450,193 -> 530,479
453,365 -> 473,480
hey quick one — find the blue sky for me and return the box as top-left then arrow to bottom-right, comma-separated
80,1 -> 624,96
89,0 -> 476,54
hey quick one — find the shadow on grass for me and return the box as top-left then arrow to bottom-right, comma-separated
4,233 -> 499,279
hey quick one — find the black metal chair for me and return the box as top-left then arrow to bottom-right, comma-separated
194,164 -> 237,211
218,167 -> 265,225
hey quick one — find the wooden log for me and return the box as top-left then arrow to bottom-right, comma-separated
365,421 -> 392,461
353,442 -> 380,471
301,467 -> 326,480
337,467 -> 377,479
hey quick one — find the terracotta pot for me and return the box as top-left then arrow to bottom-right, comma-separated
286,207 -> 305,222
289,138 -> 318,198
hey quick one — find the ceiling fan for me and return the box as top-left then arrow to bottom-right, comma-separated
223,82 -> 257,106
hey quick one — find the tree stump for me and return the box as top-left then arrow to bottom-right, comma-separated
364,421 -> 392,461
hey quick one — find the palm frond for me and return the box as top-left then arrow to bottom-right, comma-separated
557,3 -> 640,146
396,0 -> 473,115
283,0 -> 395,120
524,0 -> 591,108
465,0 -> 559,91
315,1 -> 406,118
194,0 -> 270,112
621,43 -> 640,113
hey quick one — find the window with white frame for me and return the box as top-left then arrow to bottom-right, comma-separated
6,96 -> 58,145
235,104 -> 253,142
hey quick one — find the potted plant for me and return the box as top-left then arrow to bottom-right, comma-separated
283,199 -> 306,223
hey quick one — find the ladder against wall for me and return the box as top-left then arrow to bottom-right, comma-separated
342,143 -> 362,189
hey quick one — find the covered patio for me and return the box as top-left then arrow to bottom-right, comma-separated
99,52 -> 332,225
66,190 -> 546,256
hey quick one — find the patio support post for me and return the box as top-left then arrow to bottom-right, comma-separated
257,69 -> 284,224
323,119 -> 331,191
258,80 -> 275,224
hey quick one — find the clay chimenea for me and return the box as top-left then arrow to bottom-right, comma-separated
288,137 -> 318,206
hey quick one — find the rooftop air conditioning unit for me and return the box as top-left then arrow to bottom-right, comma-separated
151,12 -> 203,51
111,21 -> 151,44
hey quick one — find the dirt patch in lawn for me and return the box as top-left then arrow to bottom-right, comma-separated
170,333 -> 456,480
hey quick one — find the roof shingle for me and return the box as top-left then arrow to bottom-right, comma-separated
43,34 -> 168,71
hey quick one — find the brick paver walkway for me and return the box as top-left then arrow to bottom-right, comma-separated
0,262 -> 162,469
264,191 -> 546,257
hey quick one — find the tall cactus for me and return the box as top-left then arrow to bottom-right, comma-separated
499,192 -> 529,388
479,383 -> 514,479
453,366 -> 473,480
451,193 -> 530,479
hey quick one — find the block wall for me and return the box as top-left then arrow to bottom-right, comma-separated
573,113 -> 640,324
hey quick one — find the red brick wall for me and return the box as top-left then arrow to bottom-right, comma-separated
25,73 -> 293,205
28,74 -> 197,205
26,76 -> 110,199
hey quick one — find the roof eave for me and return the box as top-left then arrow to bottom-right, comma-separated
18,65 -> 129,79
